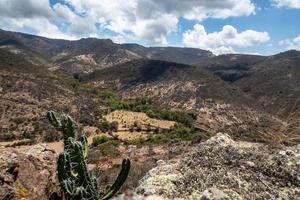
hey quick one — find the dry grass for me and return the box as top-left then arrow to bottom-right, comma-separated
104,110 -> 175,130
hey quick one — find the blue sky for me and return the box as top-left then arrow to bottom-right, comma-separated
0,0 -> 300,55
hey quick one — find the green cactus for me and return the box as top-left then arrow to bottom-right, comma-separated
47,111 -> 130,200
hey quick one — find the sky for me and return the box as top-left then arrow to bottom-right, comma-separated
0,0 -> 300,55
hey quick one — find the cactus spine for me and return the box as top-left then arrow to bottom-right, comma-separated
47,111 -> 130,200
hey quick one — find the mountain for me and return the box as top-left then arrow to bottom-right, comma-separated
196,54 -> 267,82
0,29 -> 140,73
0,48 -> 102,142
0,29 -> 298,143
0,29 -> 215,74
121,43 -> 214,65
83,59 -> 284,142
234,50 -> 300,137
192,50 -> 300,141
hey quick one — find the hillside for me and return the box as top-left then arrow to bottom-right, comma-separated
121,43 -> 214,65
0,29 -> 140,73
0,49 -> 102,142
83,59 -> 285,142
0,29 -> 218,74
196,54 -> 267,82
234,50 -> 300,137
1,29 -> 298,143
0,29 -> 299,200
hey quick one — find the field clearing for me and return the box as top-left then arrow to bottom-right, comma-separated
104,110 -> 175,129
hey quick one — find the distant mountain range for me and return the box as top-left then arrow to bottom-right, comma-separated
0,29 -> 213,73
0,28 -> 299,143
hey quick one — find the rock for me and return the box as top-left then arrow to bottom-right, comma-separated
0,145 -> 60,200
135,133 -> 300,199
112,190 -> 164,200
136,160 -> 183,198
200,188 -> 229,200
203,132 -> 234,147
245,161 -> 255,167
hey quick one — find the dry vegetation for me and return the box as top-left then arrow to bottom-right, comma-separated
104,110 -> 175,130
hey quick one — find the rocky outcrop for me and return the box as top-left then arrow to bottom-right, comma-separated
0,144 -> 60,200
137,133 -> 300,199
1,133 -> 299,200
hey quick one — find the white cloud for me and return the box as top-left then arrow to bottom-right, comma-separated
213,46 -> 236,55
131,14 -> 178,45
0,0 -> 100,39
0,0 -> 256,45
182,24 -> 270,55
59,0 -> 256,44
135,0 -> 255,21
279,35 -> 300,50
111,35 -> 126,44
0,17 -> 78,40
272,0 -> 300,9
0,0 -> 53,18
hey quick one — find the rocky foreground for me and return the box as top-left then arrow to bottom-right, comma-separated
1,133 -> 300,200
121,133 -> 300,200
0,144 -> 60,199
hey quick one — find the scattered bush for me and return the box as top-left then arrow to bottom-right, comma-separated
99,119 -> 119,133
92,135 -> 109,146
110,121 -> 119,132
146,123 -> 152,132
87,90 -> 196,127
61,74 -> 79,89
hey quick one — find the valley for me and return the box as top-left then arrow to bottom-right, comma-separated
0,29 -> 299,199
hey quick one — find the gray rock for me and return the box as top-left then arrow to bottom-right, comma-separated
200,188 -> 230,200
135,133 -> 300,199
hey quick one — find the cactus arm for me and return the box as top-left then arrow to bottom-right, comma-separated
47,111 -> 130,200
79,136 -> 88,158
47,111 -> 62,130
57,153 -> 72,183
100,158 -> 131,200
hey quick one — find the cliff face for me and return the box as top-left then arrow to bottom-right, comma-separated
136,133 -> 300,199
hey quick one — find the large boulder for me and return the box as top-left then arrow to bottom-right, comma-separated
0,144 -> 60,200
136,133 -> 300,199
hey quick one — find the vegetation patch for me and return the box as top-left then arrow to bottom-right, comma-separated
79,85 -> 196,128
88,140 -> 121,164
98,119 -> 118,133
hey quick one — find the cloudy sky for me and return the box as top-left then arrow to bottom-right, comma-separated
0,0 -> 300,55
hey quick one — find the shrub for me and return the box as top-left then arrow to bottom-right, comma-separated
133,121 -> 139,127
99,119 -> 112,133
146,123 -> 152,132
110,121 -> 119,132
92,135 -> 109,147
62,74 -> 79,89
99,119 -> 119,133
82,89 -> 196,127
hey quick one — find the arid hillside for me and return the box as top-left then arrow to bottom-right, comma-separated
0,29 -> 140,73
121,43 -> 214,65
83,59 -> 286,143
0,49 -> 102,142
1,29 -> 299,144
196,54 -> 267,82
231,50 -> 300,140
0,29 -> 300,200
